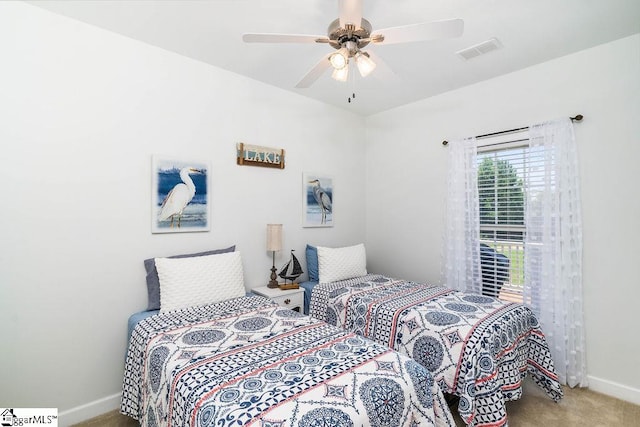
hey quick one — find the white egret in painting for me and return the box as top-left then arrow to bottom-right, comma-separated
158,167 -> 203,228
309,179 -> 332,224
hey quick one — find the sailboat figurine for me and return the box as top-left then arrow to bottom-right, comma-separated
278,249 -> 303,289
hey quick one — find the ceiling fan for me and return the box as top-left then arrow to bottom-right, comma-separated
242,0 -> 463,88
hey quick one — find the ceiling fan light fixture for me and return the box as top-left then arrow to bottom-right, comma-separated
331,65 -> 349,82
329,48 -> 349,69
355,51 -> 376,77
243,2 -> 465,89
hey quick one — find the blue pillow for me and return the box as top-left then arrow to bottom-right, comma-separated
306,244 -> 319,282
143,245 -> 235,310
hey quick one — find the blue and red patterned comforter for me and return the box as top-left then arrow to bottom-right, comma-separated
309,275 -> 563,427
121,295 -> 455,427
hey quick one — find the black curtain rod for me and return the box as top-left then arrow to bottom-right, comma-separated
442,114 -> 583,146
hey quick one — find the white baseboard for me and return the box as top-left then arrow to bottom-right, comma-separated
58,392 -> 121,426
588,375 -> 640,405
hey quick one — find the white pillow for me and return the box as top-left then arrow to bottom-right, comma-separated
317,244 -> 367,283
155,251 -> 245,313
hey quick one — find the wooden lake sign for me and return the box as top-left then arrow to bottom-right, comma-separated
236,143 -> 285,169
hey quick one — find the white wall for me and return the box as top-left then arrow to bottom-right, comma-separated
0,3 -> 366,423
365,34 -> 640,403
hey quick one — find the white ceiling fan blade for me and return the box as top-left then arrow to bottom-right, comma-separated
364,50 -> 399,83
295,53 -> 332,88
339,0 -> 363,28
373,19 -> 464,45
243,33 -> 328,44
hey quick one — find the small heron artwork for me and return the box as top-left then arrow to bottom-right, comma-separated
152,157 -> 210,233
303,173 -> 333,227
158,167 -> 203,228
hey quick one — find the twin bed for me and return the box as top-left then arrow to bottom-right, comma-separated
122,248 -> 455,427
122,295 -> 455,427
301,244 -> 563,426
122,243 -> 563,427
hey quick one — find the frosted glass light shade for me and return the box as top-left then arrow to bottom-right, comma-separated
355,52 -> 376,77
329,48 -> 349,69
331,66 -> 349,82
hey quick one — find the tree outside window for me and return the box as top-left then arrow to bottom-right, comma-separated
477,153 -> 526,300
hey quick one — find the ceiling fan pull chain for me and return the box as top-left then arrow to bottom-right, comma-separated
347,63 -> 356,103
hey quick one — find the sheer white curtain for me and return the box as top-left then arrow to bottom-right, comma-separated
444,137 -> 482,294
525,118 -> 587,387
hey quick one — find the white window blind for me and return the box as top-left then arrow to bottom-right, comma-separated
477,138 -> 543,302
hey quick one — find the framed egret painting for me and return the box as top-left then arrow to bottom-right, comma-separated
302,172 -> 333,228
151,156 -> 210,233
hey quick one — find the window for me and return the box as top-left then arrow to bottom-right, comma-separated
477,140 -> 535,303
446,118 -> 586,385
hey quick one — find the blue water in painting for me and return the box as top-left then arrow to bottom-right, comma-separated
157,170 -> 208,205
155,169 -> 208,229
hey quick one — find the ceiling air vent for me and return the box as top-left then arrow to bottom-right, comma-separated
456,38 -> 502,60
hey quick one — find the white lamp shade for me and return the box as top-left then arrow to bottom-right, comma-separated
355,52 -> 376,77
266,224 -> 282,251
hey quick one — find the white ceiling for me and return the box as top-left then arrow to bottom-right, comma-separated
26,0 -> 640,116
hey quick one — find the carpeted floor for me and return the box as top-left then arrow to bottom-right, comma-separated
74,379 -> 640,426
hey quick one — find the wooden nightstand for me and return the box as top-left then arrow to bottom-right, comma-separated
252,286 -> 304,313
